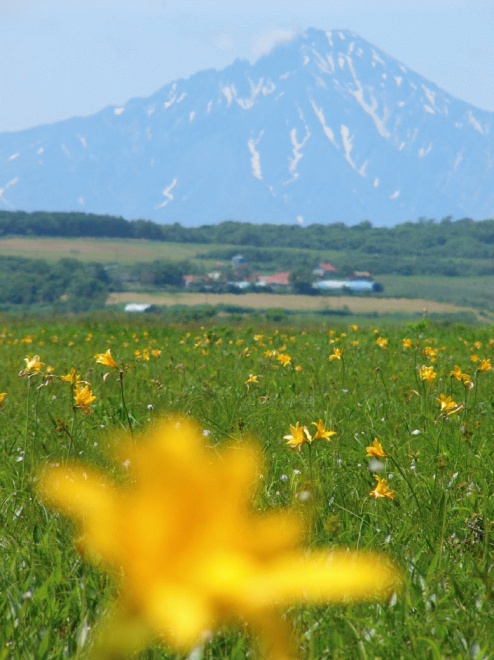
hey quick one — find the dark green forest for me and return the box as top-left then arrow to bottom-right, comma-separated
0,257 -> 110,311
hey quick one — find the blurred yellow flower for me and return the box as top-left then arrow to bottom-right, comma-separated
376,337 -> 388,349
369,475 -> 395,500
95,349 -> 119,370
478,358 -> 492,372
311,420 -> 336,443
419,365 -> 436,383
422,346 -> 438,361
402,338 -> 413,350
0,392 -> 6,408
276,353 -> 292,367
450,365 -> 463,381
39,418 -> 400,658
73,383 -> 96,414
328,348 -> 343,361
365,438 -> 388,459
284,422 -> 312,451
135,349 -> 150,362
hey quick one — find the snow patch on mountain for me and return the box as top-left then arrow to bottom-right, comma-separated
310,100 -> 336,147
287,125 -> 311,182
0,177 -> 19,205
156,178 -> 178,209
248,133 -> 263,180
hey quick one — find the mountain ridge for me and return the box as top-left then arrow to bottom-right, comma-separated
1,28 -> 493,226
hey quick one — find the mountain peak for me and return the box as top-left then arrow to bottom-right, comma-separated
1,30 -> 493,226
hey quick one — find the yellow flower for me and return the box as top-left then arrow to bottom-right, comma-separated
311,420 -> 336,442
328,348 -> 343,361
73,383 -> 96,414
422,346 -> 438,362
22,354 -> 44,375
284,422 -> 313,451
39,418 -> 400,658
276,353 -> 292,367
365,438 -> 389,459
369,475 -> 395,500
478,358 -> 492,372
95,349 -> 119,370
402,338 -> 413,350
60,368 -> 80,386
436,394 -> 462,416
245,374 -> 261,390
376,337 -> 388,349
419,365 -> 436,383
135,349 -> 150,362
0,392 -> 6,409
450,365 -> 463,381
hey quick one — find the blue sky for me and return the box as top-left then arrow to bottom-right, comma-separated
1,0 -> 493,132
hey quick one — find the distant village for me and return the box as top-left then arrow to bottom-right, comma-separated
183,254 -> 383,295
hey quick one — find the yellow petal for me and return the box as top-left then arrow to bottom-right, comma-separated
146,585 -> 213,649
245,550 -> 400,607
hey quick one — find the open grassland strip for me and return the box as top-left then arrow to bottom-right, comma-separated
106,291 -> 482,317
0,237 -> 216,264
0,236 -> 342,269
379,274 -> 494,311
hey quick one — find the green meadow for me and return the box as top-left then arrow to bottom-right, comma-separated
1,315 -> 493,658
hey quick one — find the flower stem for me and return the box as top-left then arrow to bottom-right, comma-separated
119,371 -> 133,437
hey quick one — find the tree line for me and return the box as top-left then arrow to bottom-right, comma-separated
0,257 -> 110,311
1,211 -> 494,260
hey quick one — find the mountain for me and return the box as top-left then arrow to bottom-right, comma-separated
1,28 -> 493,227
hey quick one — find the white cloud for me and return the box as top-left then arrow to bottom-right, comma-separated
251,28 -> 297,59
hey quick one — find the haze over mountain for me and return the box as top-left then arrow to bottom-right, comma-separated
1,28 -> 493,227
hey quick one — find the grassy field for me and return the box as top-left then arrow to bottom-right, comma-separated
0,236 -> 208,264
378,275 -> 494,315
1,315 -> 494,657
107,290 -> 484,319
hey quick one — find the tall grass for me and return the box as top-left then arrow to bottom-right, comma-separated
0,317 -> 493,657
